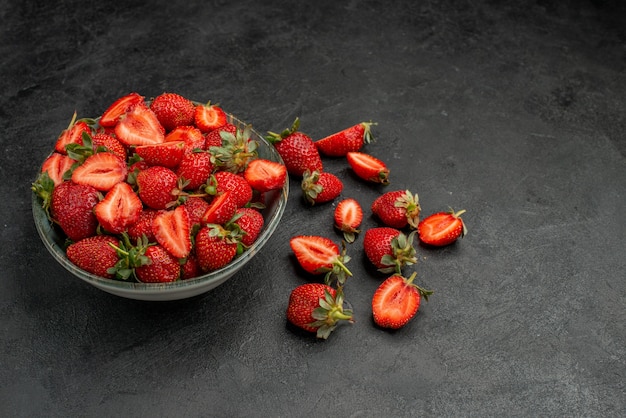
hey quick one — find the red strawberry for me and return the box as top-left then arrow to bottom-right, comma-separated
94,182 -> 142,234
233,207 -> 264,247
165,125 -> 205,154
183,196 -> 211,229
150,92 -> 195,131
418,209 -> 467,246
210,124 -> 258,173
91,132 -> 127,161
152,205 -> 192,259
266,118 -> 323,176
301,170 -> 343,205
99,92 -> 145,128
289,235 -> 352,286
286,283 -> 353,339
50,181 -> 100,241
363,227 -> 417,274
135,140 -> 185,168
334,198 -> 363,243
372,272 -> 433,329
136,166 -> 181,209
114,104 -> 165,146
195,225 -> 238,272
66,235 -> 120,278
243,158 -> 287,193
202,191 -> 237,225
181,253 -> 201,280
206,171 -> 253,207
135,245 -> 180,283
55,113 -> 91,155
194,102 -> 227,133
127,208 -> 163,242
371,189 -> 421,229
40,153 -> 74,186
315,121 -> 376,157
176,151 -> 213,190
204,123 -> 236,148
346,151 -> 390,184
71,152 -> 127,192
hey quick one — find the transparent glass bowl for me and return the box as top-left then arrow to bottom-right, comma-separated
32,116 -> 288,301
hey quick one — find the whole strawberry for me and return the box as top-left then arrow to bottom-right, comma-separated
232,207 -> 264,247
209,124 -> 258,174
66,235 -> 120,278
149,92 -> 195,131
371,189 -> 421,229
204,123 -> 237,148
266,118 -> 323,177
135,245 -> 181,283
127,209 -> 163,242
315,121 -> 376,157
50,181 -> 100,242
195,225 -> 238,272
286,283 -> 353,339
363,227 -> 417,274
176,151 -> 213,190
301,170 -> 343,205
205,171 -> 253,208
136,166 -> 181,209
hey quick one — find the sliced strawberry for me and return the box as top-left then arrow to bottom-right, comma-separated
346,151 -> 390,184
55,113 -> 91,155
372,272 -> 433,329
94,182 -> 142,234
114,104 -> 165,146
165,125 -> 205,153
99,92 -> 145,128
152,205 -> 192,259
289,235 -> 352,285
243,158 -> 287,193
135,140 -> 185,168
194,102 -> 227,133
71,152 -> 127,191
202,191 -> 237,225
417,209 -> 467,246
41,152 -> 75,186
334,198 -> 363,243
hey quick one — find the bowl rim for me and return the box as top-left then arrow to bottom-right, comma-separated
32,114 -> 289,297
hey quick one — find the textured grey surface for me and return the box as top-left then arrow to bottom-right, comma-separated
1,0 -> 625,416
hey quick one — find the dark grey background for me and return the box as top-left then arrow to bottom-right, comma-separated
1,0 -> 625,416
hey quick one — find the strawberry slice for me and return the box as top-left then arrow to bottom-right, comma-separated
289,235 -> 352,285
41,152 -> 75,186
202,191 -> 237,225
194,102 -> 227,133
55,113 -> 91,155
371,272 -> 433,329
94,182 -> 142,234
71,152 -> 127,191
114,105 -> 165,146
99,92 -> 145,128
243,158 -> 287,192
333,198 -> 363,243
417,209 -> 467,246
165,125 -> 205,153
152,205 -> 192,259
135,140 -> 185,168
346,151 -> 390,185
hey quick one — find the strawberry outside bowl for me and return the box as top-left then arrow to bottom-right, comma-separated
32,114 -> 289,301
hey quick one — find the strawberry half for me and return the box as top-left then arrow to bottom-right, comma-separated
417,209 -> 467,246
99,92 -> 145,128
94,182 -> 142,234
152,205 -> 192,259
194,102 -> 227,133
334,198 -> 363,243
372,272 -> 433,329
289,235 -> 352,286
71,152 -> 127,192
243,158 -> 287,193
40,152 -> 74,186
165,125 -> 205,154
201,191 -> 238,225
114,104 -> 165,146
315,121 -> 376,157
346,151 -> 390,184
55,113 -> 91,155
135,140 -> 185,168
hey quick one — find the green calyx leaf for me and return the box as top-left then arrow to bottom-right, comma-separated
394,190 -> 421,229
301,170 -> 323,205
308,288 -> 354,339
378,230 -> 418,274
361,121 -> 377,144
266,117 -> 300,143
31,171 -> 55,220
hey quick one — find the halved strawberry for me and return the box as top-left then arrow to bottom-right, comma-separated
243,158 -> 287,193
334,198 -> 363,243
315,121 -> 376,157
71,152 -> 127,191
55,113 -> 91,155
135,140 -> 185,168
94,182 -> 142,234
165,125 -> 205,153
372,272 -> 433,329
346,151 -> 390,184
114,104 -> 165,146
194,102 -> 227,133
417,209 -> 467,246
152,205 -> 192,259
99,92 -> 145,128
40,152 -> 74,186
289,235 -> 352,286
202,191 -> 237,225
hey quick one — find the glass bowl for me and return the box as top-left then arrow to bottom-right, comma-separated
32,115 -> 288,301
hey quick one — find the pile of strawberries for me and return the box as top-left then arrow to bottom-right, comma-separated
273,119 -> 468,338
32,92 -> 287,283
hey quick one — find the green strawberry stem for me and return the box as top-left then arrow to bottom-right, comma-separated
405,271 -> 434,302
361,121 -> 378,144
